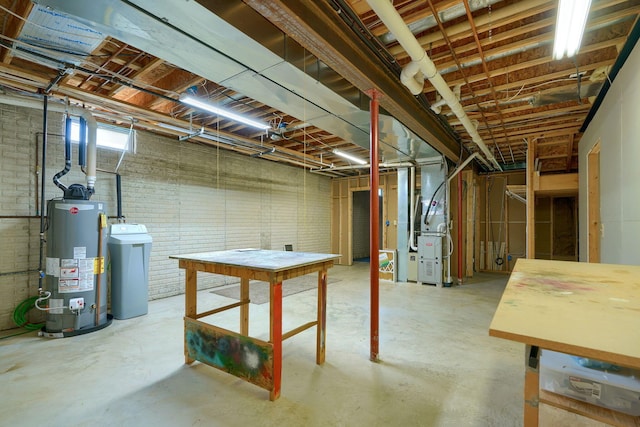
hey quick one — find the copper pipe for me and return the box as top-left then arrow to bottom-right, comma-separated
95,214 -> 105,326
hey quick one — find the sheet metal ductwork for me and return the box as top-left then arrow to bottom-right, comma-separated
37,0 -> 444,164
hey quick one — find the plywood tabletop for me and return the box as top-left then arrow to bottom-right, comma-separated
170,248 -> 340,272
489,258 -> 640,368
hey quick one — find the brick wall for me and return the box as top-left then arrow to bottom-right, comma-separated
0,103 -> 331,331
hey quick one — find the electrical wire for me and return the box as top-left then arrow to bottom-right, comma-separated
423,180 -> 446,226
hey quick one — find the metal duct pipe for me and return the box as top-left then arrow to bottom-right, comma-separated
408,167 -> 418,251
387,0 -> 551,57
379,0 -> 503,45
311,156 -> 444,172
366,0 -> 502,171
312,161 -> 416,172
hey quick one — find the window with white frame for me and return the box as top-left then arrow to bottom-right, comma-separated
69,118 -> 135,153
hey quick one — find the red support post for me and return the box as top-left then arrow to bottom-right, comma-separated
367,88 -> 380,362
457,171 -> 463,284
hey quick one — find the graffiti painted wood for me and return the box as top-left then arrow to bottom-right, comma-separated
185,317 -> 273,390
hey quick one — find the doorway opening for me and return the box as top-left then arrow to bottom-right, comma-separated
352,189 -> 383,263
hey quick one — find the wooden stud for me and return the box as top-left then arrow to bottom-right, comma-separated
526,139 -> 536,259
524,345 -> 540,427
269,280 -> 283,401
0,2 -> 33,64
588,142 -> 601,263
240,277 -> 249,336
534,173 -> 578,195
464,171 -> 475,278
550,198 -> 555,259
184,268 -> 197,364
566,133 -> 575,172
317,269 -> 327,364
485,177 -> 490,270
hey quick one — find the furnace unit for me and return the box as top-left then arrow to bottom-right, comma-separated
417,234 -> 443,286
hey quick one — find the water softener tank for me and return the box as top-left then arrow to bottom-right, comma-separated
43,199 -> 110,337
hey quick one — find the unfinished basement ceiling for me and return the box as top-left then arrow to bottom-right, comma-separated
0,0 -> 638,175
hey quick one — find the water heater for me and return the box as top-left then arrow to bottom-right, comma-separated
42,199 -> 110,337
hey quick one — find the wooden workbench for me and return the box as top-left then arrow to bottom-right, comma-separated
489,258 -> 640,426
170,249 -> 340,400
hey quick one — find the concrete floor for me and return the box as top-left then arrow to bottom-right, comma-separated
0,262 -> 603,426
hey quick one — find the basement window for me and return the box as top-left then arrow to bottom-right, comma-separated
69,119 -> 135,153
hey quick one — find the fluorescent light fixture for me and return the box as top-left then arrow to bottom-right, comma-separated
553,0 -> 592,60
333,149 -> 368,165
180,94 -> 270,130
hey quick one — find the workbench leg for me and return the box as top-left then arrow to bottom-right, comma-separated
270,281 -> 283,401
524,345 -> 540,427
184,268 -> 197,365
240,277 -> 249,336
316,269 -> 327,365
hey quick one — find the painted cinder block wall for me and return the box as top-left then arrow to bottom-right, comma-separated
0,103 -> 331,331
578,40 -> 640,265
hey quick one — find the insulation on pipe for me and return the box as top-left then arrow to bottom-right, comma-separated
78,117 -> 87,167
52,116 -> 73,192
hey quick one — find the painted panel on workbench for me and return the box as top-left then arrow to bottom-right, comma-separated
185,317 -> 274,390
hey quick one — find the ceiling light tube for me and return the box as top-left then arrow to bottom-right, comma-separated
333,149 -> 368,165
553,0 -> 592,60
179,94 -> 270,130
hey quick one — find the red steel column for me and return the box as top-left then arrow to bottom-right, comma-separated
457,172 -> 463,284
367,88 -> 380,362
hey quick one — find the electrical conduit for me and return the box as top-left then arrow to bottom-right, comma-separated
366,0 -> 502,171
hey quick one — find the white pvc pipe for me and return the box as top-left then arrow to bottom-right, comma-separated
366,0 -> 502,171
81,110 -> 97,191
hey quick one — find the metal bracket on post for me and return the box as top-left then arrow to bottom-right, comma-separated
528,345 -> 540,369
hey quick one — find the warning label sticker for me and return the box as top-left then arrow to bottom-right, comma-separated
60,259 -> 78,268
58,279 -> 80,293
60,267 -> 79,279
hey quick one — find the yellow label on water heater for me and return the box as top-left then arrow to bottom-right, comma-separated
94,257 -> 104,274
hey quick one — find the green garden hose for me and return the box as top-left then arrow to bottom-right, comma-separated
12,296 -> 45,331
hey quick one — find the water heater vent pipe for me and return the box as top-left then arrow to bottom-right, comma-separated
81,110 -> 97,193
52,116 -> 73,192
